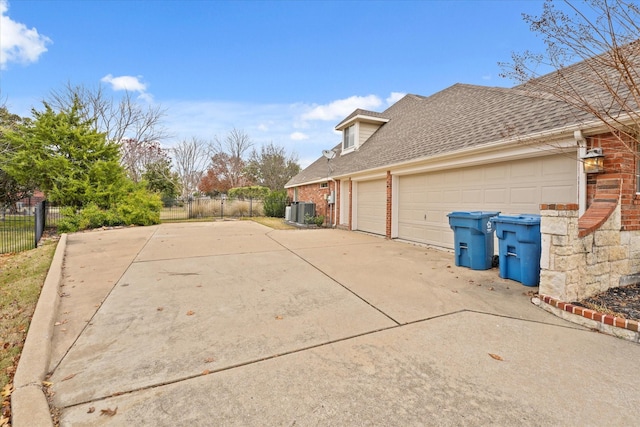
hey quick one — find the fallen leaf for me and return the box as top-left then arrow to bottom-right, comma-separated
488,287 -> 495,291
42,381 -> 53,387
100,407 -> 118,416
186,310 -> 195,316
1,385 -> 12,398
275,315 -> 283,320
87,407 -> 95,414
451,290 -> 458,293
157,307 -> 164,311
61,373 -> 76,382
204,357 -> 215,363
489,353 -> 504,361
202,370 -> 210,375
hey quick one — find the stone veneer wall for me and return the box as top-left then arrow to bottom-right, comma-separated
539,203 -> 640,302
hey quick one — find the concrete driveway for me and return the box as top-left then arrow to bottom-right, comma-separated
37,222 -> 640,425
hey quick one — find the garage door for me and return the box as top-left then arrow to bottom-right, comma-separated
397,155 -> 577,248
356,179 -> 386,235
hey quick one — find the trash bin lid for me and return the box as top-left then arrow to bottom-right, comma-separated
490,214 -> 540,225
447,211 -> 500,219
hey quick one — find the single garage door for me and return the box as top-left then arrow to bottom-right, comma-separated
356,179 -> 386,235
398,155 -> 577,248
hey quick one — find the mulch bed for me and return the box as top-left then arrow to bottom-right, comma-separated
573,283 -> 640,323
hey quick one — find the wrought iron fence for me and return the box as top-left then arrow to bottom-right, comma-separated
160,197 -> 271,221
1,201 -> 62,254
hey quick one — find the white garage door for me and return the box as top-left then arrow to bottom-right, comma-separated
356,179 -> 386,235
398,155 -> 577,248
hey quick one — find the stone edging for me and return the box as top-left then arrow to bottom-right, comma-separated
534,293 -> 640,343
11,234 -> 67,427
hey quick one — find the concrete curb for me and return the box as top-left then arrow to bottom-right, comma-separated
12,234 -> 67,427
533,294 -> 640,343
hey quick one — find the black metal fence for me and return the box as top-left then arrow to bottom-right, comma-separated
161,197 -> 269,221
1,201 -> 62,254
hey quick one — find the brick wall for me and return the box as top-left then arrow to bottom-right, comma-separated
587,133 -> 640,231
287,180 -> 340,224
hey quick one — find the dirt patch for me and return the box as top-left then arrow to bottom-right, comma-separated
574,283 -> 640,322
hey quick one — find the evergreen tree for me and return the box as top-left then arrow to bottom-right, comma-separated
4,98 -> 128,208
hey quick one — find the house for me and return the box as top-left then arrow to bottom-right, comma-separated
286,55 -> 640,313
287,83 -> 594,246
14,190 -> 46,214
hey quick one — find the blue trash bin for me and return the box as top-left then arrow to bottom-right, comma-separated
490,214 -> 541,286
447,211 -> 499,270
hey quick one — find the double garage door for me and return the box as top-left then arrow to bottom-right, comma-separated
356,155 -> 577,248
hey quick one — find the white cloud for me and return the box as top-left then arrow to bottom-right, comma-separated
386,92 -> 406,105
0,0 -> 52,69
290,131 -> 309,141
161,92 -> 398,169
101,74 -> 148,92
163,99 -> 341,169
301,94 -> 382,121
482,74 -> 492,81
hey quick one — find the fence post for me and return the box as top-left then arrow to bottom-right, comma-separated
34,202 -> 42,248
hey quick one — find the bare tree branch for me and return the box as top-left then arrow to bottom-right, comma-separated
172,137 -> 211,199
500,0 -> 640,159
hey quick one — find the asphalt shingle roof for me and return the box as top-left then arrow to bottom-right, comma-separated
287,83 -> 592,187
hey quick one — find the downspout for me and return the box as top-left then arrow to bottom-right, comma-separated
329,178 -> 337,227
574,130 -> 587,216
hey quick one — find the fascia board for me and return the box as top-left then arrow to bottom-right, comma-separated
335,115 -> 389,131
284,177 -> 329,188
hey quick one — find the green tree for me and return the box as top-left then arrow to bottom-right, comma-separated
142,158 -> 181,205
0,107 -> 34,211
245,142 -> 300,191
4,99 -> 128,208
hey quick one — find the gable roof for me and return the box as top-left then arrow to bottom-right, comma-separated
335,108 -> 390,129
286,83 -> 592,187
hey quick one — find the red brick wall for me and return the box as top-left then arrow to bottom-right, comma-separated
287,180 -> 340,224
587,133 -> 640,231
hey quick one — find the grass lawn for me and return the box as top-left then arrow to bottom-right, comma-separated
1,216 -> 36,254
248,217 -> 297,230
0,238 -> 57,423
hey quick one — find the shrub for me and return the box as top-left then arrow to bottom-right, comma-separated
228,186 -> 270,200
57,207 -> 81,233
117,188 -> 162,226
264,190 -> 287,217
77,203 -> 123,229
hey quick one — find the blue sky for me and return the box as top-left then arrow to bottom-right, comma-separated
1,0 -> 554,167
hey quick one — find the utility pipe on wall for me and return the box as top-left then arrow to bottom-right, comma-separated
574,130 -> 587,216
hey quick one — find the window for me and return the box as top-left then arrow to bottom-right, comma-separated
343,124 -> 355,150
320,182 -> 328,189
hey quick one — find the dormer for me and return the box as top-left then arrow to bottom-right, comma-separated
335,109 -> 389,155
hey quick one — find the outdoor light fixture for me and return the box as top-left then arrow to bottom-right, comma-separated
582,148 -> 605,174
